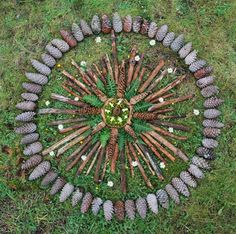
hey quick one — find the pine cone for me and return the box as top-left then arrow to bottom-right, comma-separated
60,29 -> 77,47
50,177 -> 66,195
178,42 -> 192,58
202,138 -> 218,149
15,122 -> 37,134
112,12 -> 122,33
16,101 -> 36,111
72,23 -> 84,42
21,154 -> 42,170
194,66 -> 213,79
31,59 -> 51,76
103,200 -> 114,221
114,200 -> 125,221
21,93 -> 39,101
189,59 -> 207,73
51,39 -> 69,53
202,119 -> 224,128
72,188 -> 83,207
16,112 -> 36,122
132,16 -> 142,33
133,112 -> 157,120
163,32 -> 175,47
165,184 -> 180,204
20,133 -> 39,145
170,34 -> 184,52
156,25 -> 168,41
123,15 -> 132,33
203,127 -> 221,138
124,125 -> 136,139
204,109 -> 221,119
91,15 -> 101,34
140,19 -> 149,35
179,171 -> 197,188
204,97 -> 224,108
188,164 -> 204,179
92,197 -> 103,215
41,53 -> 56,68
201,85 -> 219,98
146,193 -> 158,214
156,189 -> 169,209
23,141 -> 43,156
196,146 -> 215,160
102,15 -> 112,34
29,161 -> 51,181
80,19 -> 93,36
59,183 -> 74,202
184,50 -> 197,65
172,177 -> 190,197
45,44 -> 63,59
196,76 -> 214,88
148,22 -> 158,38
125,199 -> 136,220
136,197 -> 147,219
81,192 -> 93,213
41,170 -> 58,186
192,156 -> 210,170
22,82 -> 42,94
25,72 -> 48,85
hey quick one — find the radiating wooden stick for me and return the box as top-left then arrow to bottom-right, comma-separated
62,70 -> 91,94
86,146 -> 101,175
77,142 -> 101,175
39,107 -> 101,115
86,68 -> 98,83
151,125 -> 188,140
141,133 -> 175,162
65,80 -> 86,96
49,118 -> 86,126
150,120 -> 191,132
138,59 -> 165,93
59,123 -> 86,134
151,93 -> 175,104
111,143 -> 119,174
153,108 -> 173,114
51,93 -> 88,108
146,75 -> 187,101
137,144 -> 164,180
148,94 -> 194,112
127,45 -> 137,86
140,135 -> 166,162
138,67 -> 146,81
126,143 -> 134,177
93,63 -> 106,84
148,131 -> 188,162
100,148 -> 110,181
107,128 -> 118,159
62,85 -> 81,99
120,149 -> 127,193
100,57 -> 108,78
117,60 -> 126,98
104,54 -> 114,80
128,143 -> 153,189
134,143 -> 155,176
124,125 -> 137,139
91,121 -> 106,135
111,30 -> 119,83
42,125 -> 90,156
132,53 -> 144,81
94,147 -> 105,183
130,92 -> 149,105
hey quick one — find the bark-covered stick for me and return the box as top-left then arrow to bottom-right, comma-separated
127,45 -> 137,86
110,143 -> 119,174
94,147 -> 105,183
126,143 -> 134,177
120,149 -> 127,193
132,53 -> 145,81
111,30 -> 119,83
150,120 -> 191,132
49,118 -> 86,126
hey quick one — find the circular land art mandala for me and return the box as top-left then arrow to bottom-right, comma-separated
15,13 -> 224,221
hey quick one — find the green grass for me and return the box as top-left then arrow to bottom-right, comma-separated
0,0 -> 236,233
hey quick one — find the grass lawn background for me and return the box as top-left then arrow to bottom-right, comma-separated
0,0 -> 235,233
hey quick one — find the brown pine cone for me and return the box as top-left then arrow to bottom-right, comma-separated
140,19 -> 149,35
114,200 -> 125,221
194,66 -> 213,79
102,15 -> 112,34
133,112 -> 157,120
60,29 -> 77,47
22,82 -> 42,94
123,15 -> 132,33
203,127 -> 221,138
81,192 -> 93,213
132,16 -> 142,33
125,199 -> 136,220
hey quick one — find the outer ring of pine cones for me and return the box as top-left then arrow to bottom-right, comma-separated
16,12 -> 223,221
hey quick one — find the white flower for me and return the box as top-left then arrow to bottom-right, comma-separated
132,161 -> 138,167
81,155 -> 87,161
74,97 -> 79,101
168,127 -> 174,133
193,109 -> 200,116
45,100 -> 50,106
80,61 -> 87,67
58,124 -> 64,130
49,151 -> 55,156
158,97 -> 164,103
160,162 -> 166,169
149,39 -> 156,46
167,68 -> 173,74
135,55 -> 140,62
107,181 -> 114,187
95,36 -> 101,43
